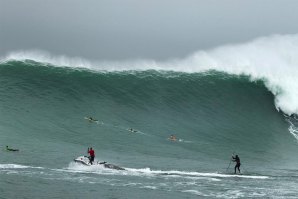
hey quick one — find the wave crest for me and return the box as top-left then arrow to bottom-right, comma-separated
1,34 -> 298,115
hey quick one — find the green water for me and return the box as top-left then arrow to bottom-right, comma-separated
0,61 -> 298,198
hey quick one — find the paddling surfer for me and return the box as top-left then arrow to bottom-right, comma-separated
87,117 -> 98,123
128,128 -> 137,133
6,146 -> 19,151
168,134 -> 177,141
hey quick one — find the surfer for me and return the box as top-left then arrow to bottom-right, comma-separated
128,128 -> 137,133
87,117 -> 98,123
6,146 -> 19,152
232,154 -> 241,174
87,147 -> 95,165
169,134 -> 177,141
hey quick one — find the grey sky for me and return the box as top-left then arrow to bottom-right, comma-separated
1,0 -> 298,61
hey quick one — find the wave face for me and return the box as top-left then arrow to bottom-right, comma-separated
0,60 -> 297,167
1,59 -> 298,198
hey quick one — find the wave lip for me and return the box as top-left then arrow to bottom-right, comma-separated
180,34 -> 298,116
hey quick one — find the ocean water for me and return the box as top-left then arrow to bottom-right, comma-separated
1,35 -> 298,198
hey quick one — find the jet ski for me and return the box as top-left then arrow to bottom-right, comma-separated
73,156 -> 125,170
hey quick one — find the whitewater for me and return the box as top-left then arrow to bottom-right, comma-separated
1,34 -> 298,198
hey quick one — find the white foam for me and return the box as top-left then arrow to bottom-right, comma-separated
0,164 -> 43,169
287,118 -> 298,140
184,34 -> 298,116
67,162 -> 106,171
124,168 -> 269,179
66,162 -> 124,175
0,164 -> 30,169
0,50 -> 94,69
141,186 -> 157,190
182,190 -> 205,196
66,163 -> 269,179
2,34 -> 298,115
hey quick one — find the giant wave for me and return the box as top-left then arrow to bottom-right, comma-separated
2,34 -> 298,199
1,34 -> 298,116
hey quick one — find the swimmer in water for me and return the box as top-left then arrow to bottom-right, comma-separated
168,134 -> 177,141
128,128 -> 138,133
6,146 -> 19,151
86,117 -> 98,123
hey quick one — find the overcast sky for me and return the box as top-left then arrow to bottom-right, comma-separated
1,0 -> 298,61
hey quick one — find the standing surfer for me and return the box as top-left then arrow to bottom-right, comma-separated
232,154 -> 241,174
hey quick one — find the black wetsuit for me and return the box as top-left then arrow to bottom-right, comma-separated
232,155 -> 241,174
89,156 -> 94,164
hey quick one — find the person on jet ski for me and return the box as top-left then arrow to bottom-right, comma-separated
88,147 -> 95,165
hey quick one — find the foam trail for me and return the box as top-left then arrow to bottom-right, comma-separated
66,163 -> 269,179
1,34 -> 298,115
125,168 -> 269,179
0,164 -> 43,169
0,164 -> 31,169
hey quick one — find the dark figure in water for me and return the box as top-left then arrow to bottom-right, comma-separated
88,147 -> 95,165
88,117 -> 98,122
232,155 -> 241,174
6,146 -> 19,152
129,128 -> 137,133
169,134 -> 177,141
